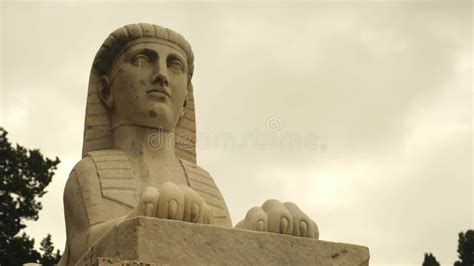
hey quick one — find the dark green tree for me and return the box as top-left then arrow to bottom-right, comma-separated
454,230 -> 474,266
39,234 -> 62,266
422,253 -> 440,266
5,233 -> 41,265
0,127 -> 61,265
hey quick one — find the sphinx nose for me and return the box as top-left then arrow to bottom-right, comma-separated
150,73 -> 168,87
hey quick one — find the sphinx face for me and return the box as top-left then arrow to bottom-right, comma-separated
104,41 -> 189,132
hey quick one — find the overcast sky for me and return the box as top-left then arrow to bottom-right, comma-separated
1,1 -> 472,265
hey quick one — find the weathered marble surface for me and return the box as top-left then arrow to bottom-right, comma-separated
77,217 -> 369,266
60,23 -> 322,265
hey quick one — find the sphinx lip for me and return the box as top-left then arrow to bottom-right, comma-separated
147,88 -> 170,99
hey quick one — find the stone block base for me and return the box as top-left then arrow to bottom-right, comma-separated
77,217 -> 369,265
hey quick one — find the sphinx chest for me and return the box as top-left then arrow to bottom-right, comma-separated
87,149 -> 232,226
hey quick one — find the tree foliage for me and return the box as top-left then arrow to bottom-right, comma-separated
422,253 -> 440,266
454,230 -> 474,266
39,234 -> 62,266
3,233 -> 40,265
0,127 -> 61,265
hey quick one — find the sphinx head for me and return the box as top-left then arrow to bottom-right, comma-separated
93,24 -> 194,132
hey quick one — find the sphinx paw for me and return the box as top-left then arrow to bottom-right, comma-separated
235,199 -> 318,239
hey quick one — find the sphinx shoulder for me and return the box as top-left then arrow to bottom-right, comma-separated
71,149 -> 130,179
78,149 -> 137,208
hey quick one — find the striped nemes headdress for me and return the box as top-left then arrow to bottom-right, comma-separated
82,23 -> 197,163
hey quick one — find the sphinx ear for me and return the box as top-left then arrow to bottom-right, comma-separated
98,75 -> 113,109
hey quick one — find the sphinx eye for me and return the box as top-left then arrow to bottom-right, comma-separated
167,58 -> 184,72
131,54 -> 150,68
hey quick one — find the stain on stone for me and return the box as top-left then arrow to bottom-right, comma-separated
140,80 -> 145,85
149,111 -> 157,117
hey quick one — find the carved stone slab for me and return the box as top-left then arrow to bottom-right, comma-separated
76,217 -> 369,266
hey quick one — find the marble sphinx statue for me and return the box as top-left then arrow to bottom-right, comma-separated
59,23 -> 318,265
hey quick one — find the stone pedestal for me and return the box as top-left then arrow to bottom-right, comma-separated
76,217 -> 369,266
